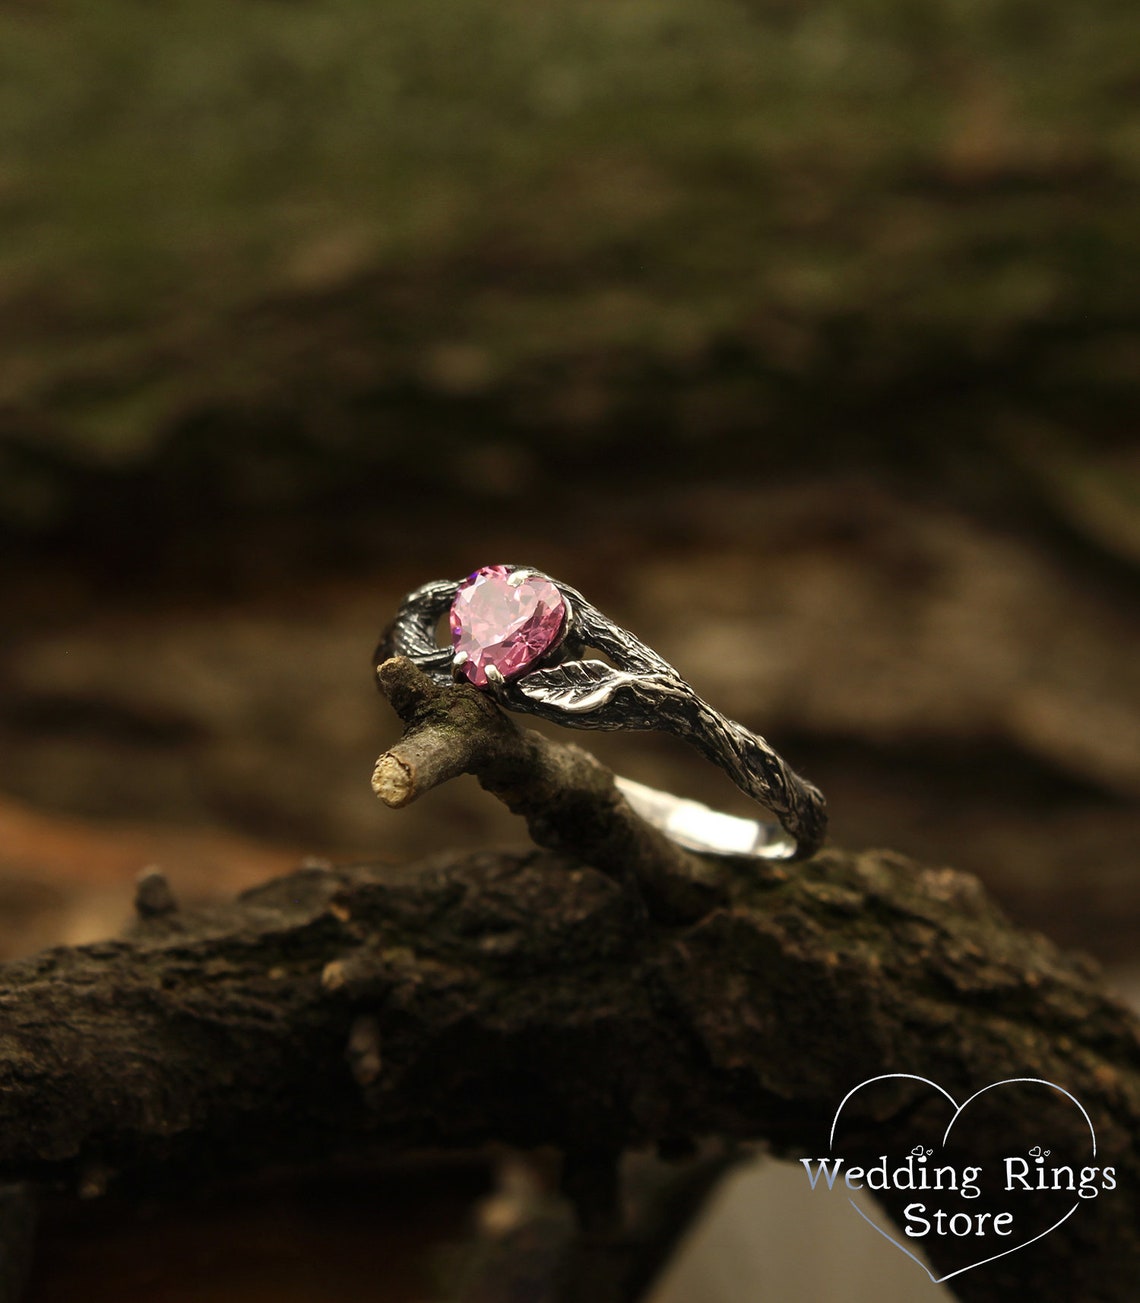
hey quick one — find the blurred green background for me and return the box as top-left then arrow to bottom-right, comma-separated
1,2 -> 1138,1299
1,0 -> 1137,551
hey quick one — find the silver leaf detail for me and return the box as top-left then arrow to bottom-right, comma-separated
517,660 -> 644,713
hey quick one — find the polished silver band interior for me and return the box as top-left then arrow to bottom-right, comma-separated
376,569 -> 827,862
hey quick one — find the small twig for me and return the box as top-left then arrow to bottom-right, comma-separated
371,656 -> 728,923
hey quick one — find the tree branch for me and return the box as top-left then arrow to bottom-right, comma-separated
371,655 -> 731,923
0,658 -> 1134,1301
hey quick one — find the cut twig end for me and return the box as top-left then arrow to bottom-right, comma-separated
372,753 -> 414,807
375,655 -> 443,718
134,867 -> 179,919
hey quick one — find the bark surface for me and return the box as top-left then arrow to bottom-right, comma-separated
0,659 -> 1136,1301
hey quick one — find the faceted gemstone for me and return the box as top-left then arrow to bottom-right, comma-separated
450,565 -> 566,687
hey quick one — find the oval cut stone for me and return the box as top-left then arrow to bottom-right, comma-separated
450,565 -> 566,687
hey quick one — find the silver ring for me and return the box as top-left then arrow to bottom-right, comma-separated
375,564 -> 827,862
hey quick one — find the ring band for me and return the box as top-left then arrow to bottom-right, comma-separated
375,564 -> 827,862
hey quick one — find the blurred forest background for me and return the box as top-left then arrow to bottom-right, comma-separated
0,0 -> 1137,1299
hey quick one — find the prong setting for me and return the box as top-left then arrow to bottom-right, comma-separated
507,569 -> 532,588
485,664 -> 507,687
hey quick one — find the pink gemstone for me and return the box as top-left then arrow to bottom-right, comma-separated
450,565 -> 566,687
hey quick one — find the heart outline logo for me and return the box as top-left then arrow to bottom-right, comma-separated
828,1074 -> 1097,1285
